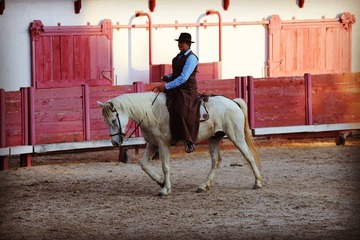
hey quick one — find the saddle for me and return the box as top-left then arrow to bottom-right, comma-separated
198,93 -> 210,122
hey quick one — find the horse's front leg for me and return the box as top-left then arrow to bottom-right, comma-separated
140,143 -> 164,186
158,145 -> 171,196
197,137 -> 222,193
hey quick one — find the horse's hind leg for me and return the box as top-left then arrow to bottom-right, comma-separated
196,136 -> 222,193
140,143 -> 164,187
228,133 -> 262,189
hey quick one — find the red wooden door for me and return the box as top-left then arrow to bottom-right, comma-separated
29,20 -> 113,88
267,12 -> 355,77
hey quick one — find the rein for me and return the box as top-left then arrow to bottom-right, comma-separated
110,91 -> 160,142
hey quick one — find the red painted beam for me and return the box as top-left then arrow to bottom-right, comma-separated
223,0 -> 230,11
0,0 -> 4,15
148,0 -> 156,12
74,0 -> 81,14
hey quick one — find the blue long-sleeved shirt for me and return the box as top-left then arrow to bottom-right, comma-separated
164,49 -> 198,90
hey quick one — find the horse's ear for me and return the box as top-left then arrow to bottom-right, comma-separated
108,102 -> 115,111
97,101 -> 105,108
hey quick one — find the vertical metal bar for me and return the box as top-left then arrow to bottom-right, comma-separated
82,84 -> 91,141
247,76 -> 255,129
304,73 -> 313,125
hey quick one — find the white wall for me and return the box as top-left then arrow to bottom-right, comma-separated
0,0 -> 359,91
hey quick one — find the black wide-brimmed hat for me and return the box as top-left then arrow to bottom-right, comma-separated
175,32 -> 194,43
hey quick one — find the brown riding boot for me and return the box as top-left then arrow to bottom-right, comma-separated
185,141 -> 196,153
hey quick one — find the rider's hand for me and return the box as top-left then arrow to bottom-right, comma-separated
153,84 -> 166,93
161,75 -> 170,82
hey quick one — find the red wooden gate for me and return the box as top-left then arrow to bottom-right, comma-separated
267,12 -> 356,77
29,20 -> 113,89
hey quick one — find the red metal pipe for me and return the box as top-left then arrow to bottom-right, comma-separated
223,0 -> 230,11
149,0 -> 156,12
135,11 -> 153,81
206,9 -> 222,62
298,0 -> 305,8
135,11 -> 152,66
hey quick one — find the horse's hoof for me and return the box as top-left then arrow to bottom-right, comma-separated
157,181 -> 165,188
252,184 -> 262,190
157,191 -> 169,197
158,191 -> 169,197
196,187 -> 206,193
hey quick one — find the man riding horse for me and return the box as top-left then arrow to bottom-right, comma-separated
153,32 -> 200,153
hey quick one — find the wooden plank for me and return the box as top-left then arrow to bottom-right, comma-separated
35,87 -> 82,99
0,148 -> 9,157
315,27 -> 326,71
5,91 -> 22,147
60,36 -> 74,80
52,36 -> 61,81
74,35 -> 85,81
9,145 -> 33,155
325,28 -> 334,70
34,138 -> 146,153
36,131 -> 84,144
34,97 -> 83,111
254,123 -> 360,135
89,36 -> 99,79
42,36 -> 53,81
35,38 -> 44,83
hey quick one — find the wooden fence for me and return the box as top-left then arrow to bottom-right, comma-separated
1,72 -> 359,169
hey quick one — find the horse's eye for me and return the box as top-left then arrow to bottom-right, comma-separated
112,119 -> 117,125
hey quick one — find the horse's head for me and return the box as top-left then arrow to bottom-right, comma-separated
97,101 -> 128,147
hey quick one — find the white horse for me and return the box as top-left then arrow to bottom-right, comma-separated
98,92 -> 262,196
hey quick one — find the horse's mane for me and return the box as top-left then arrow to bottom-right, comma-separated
109,92 -> 163,126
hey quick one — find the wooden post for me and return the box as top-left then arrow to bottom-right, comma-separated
0,89 -> 9,170
304,73 -> 313,125
235,77 -> 241,99
82,84 -> 91,141
29,87 -> 35,145
20,88 -> 31,167
132,82 -> 145,157
247,76 -> 255,129
235,76 -> 247,102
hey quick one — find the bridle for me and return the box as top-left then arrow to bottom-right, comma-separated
108,91 -> 160,142
109,108 -> 125,141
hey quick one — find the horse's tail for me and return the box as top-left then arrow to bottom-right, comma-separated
233,98 -> 261,168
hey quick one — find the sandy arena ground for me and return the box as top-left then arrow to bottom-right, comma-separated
0,138 -> 359,240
